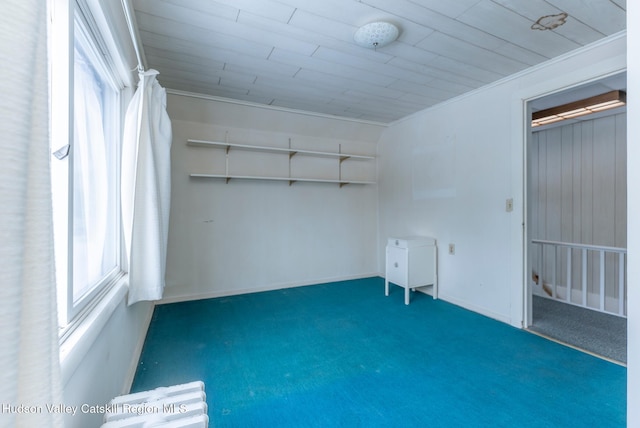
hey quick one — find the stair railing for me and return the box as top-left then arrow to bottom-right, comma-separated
531,239 -> 627,316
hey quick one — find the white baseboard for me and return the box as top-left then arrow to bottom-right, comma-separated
436,292 -> 512,325
159,273 -> 381,305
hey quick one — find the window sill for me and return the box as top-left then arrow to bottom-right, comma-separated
59,275 -> 128,386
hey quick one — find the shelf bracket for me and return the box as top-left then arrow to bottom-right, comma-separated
224,131 -> 230,154
338,143 -> 343,183
224,132 -> 230,177
288,138 -> 295,182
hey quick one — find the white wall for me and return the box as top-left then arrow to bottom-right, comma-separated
627,3 -> 639,426
530,114 -> 627,250
62,290 -> 152,428
377,33 -> 626,327
163,94 -> 385,302
530,114 -> 626,310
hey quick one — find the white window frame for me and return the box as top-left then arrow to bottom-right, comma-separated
50,0 -> 127,333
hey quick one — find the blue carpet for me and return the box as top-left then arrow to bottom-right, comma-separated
131,277 -> 626,427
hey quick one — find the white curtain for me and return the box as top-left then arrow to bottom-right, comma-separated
73,45 -> 109,293
122,70 -> 172,305
0,1 -> 63,426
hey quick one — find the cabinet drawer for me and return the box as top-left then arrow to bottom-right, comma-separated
387,236 -> 436,249
386,246 -> 408,286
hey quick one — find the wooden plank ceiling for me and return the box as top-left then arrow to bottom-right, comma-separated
132,0 -> 626,124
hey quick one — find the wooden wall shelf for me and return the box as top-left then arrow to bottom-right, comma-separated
187,138 -> 376,187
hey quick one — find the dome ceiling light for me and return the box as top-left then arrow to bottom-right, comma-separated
354,22 -> 399,49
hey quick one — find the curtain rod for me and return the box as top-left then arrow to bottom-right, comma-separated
121,0 -> 146,73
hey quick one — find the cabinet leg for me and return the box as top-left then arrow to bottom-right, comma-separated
405,287 -> 410,305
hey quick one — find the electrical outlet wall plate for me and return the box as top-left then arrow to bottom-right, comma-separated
506,198 -> 514,212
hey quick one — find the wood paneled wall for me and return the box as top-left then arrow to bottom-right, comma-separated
530,113 -> 626,307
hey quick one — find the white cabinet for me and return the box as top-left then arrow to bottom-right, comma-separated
385,237 -> 437,305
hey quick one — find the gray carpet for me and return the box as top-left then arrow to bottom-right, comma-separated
528,295 -> 627,364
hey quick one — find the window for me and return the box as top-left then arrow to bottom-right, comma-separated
50,0 -> 125,328
71,21 -> 120,302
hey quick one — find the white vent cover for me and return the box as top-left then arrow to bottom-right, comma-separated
101,381 -> 208,428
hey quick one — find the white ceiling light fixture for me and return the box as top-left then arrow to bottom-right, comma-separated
354,21 -> 399,49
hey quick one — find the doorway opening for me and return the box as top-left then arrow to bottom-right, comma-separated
524,72 -> 627,364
